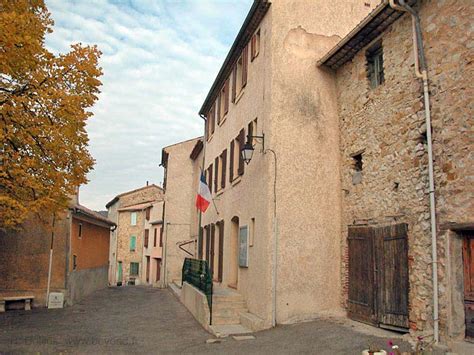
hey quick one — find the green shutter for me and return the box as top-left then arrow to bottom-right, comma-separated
130,236 -> 136,251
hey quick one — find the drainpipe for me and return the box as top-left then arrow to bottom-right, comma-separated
389,0 -> 439,343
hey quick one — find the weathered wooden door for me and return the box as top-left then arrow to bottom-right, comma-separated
375,224 -> 409,330
462,231 -> 474,339
218,221 -> 224,282
348,224 -> 409,330
117,261 -> 123,285
348,226 -> 377,325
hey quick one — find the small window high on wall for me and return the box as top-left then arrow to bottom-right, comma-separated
366,41 -> 384,89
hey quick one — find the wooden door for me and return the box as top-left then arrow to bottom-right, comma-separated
375,224 -> 409,330
210,224 -> 215,277
117,261 -> 123,285
146,256 -> 150,283
462,231 -> 474,339
218,221 -> 224,282
156,258 -> 161,282
348,226 -> 377,325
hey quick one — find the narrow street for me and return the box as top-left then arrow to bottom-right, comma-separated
0,286 -> 412,354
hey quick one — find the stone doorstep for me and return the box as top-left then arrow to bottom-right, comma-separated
209,324 -> 253,338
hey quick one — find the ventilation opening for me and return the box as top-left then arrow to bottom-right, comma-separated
353,153 -> 363,172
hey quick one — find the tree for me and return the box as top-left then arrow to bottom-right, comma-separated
0,0 -> 102,230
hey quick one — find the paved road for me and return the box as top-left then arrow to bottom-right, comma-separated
0,286 -> 412,354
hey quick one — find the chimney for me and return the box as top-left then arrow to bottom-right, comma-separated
146,181 -> 149,186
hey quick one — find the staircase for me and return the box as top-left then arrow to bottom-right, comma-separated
210,285 -> 253,337
212,286 -> 248,325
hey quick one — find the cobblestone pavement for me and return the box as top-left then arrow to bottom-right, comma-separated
0,286 -> 412,354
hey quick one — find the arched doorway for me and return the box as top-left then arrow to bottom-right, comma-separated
229,216 -> 239,288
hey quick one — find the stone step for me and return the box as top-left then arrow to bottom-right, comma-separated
212,301 -> 247,310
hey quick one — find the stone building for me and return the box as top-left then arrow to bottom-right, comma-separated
142,200 -> 164,286
317,0 -> 473,348
189,0 -> 378,331
160,137 -> 203,286
0,194 -> 114,308
107,184 -> 164,286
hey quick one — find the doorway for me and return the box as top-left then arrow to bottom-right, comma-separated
462,230 -> 474,340
348,224 -> 409,331
117,261 -> 123,286
228,216 -> 239,288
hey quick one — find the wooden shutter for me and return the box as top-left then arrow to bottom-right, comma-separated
375,224 -> 409,329
159,226 -> 163,246
242,44 -> 248,87
224,79 -> 229,114
214,157 -> 219,193
232,65 -> 237,103
238,128 -> 245,176
221,149 -> 227,189
251,34 -> 255,60
208,164 -> 213,193
146,207 -> 150,220
348,226 -> 376,325
154,228 -> 157,247
218,221 -> 224,282
144,229 -> 149,248
216,95 -> 221,125
229,140 -> 234,182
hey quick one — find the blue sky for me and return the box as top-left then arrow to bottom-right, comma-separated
45,0 -> 252,210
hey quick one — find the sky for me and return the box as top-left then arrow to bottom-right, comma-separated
45,0 -> 252,211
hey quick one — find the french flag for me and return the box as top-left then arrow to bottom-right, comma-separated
196,172 -> 212,213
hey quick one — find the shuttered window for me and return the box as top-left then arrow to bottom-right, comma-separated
238,128 -> 245,176
242,44 -> 248,88
229,140 -> 235,182
130,212 -> 137,226
130,262 -> 139,276
130,236 -> 137,251
214,157 -> 219,193
144,229 -> 149,248
221,149 -> 227,189
251,29 -> 260,61
207,164 -> 213,193
232,65 -> 237,103
154,228 -> 157,247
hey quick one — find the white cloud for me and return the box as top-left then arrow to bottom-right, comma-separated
45,0 -> 252,210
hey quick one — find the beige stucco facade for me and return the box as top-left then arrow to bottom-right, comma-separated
199,0 -> 377,329
161,137 -> 203,285
107,185 -> 163,286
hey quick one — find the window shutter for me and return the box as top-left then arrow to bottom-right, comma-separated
232,65 -> 237,103
221,149 -> 227,189
154,228 -> 157,247
145,207 -> 150,220
214,157 -> 219,193
251,35 -> 255,61
218,220 -> 224,282
159,226 -> 163,246
208,165 -> 213,193
242,45 -> 248,88
238,128 -> 245,176
224,79 -> 229,114
144,229 -> 149,248
211,104 -> 216,133
229,140 -> 234,182
216,96 -> 221,125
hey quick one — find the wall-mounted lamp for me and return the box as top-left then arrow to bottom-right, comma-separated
241,133 -> 265,165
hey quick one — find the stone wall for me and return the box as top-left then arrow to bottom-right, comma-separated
335,0 -> 473,340
67,266 -> 108,306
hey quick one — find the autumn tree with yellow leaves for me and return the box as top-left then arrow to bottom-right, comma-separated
0,0 -> 102,229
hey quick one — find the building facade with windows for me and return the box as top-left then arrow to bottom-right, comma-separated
196,0 -> 378,330
107,184 -> 164,286
0,192 -> 114,308
160,137 -> 203,286
318,0 -> 473,347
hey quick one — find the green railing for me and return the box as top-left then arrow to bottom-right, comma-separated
182,258 -> 213,325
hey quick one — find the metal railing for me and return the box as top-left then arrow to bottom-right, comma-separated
182,258 -> 213,325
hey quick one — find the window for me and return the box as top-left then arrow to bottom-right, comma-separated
250,217 -> 255,247
232,45 -> 248,102
131,212 -> 137,226
145,207 -> 150,221
154,228 -> 157,247
367,41 -> 384,89
207,164 -> 213,192
351,151 -> 364,185
218,79 -> 229,123
159,227 -> 163,247
78,223 -> 82,239
130,236 -> 137,251
247,118 -> 258,146
73,255 -> 77,270
229,129 -> 245,182
206,104 -> 216,140
130,262 -> 139,276
220,149 -> 227,190
144,229 -> 149,248
214,156 -> 219,193
251,29 -> 260,61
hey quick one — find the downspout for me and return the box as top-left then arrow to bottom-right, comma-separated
389,0 -> 439,343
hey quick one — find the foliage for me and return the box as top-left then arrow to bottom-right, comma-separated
0,0 -> 102,229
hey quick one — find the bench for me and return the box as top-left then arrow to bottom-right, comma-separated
0,296 -> 35,312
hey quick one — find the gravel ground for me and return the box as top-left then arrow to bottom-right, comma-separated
0,286 -> 412,354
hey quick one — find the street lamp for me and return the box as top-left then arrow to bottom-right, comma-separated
240,133 -> 264,165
